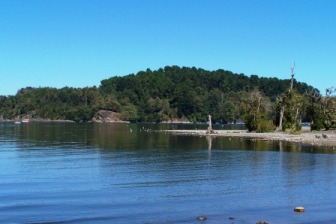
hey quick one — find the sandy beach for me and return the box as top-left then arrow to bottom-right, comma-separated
163,128 -> 336,148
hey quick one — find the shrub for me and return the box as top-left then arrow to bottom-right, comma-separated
256,119 -> 276,133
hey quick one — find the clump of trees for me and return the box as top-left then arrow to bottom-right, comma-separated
0,87 -> 114,122
322,88 -> 336,130
1,65 -> 332,133
241,90 -> 275,132
275,89 -> 305,133
99,66 -> 315,124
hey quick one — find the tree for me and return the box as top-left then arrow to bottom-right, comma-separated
276,63 -> 305,132
305,90 -> 324,130
241,90 -> 275,132
322,87 -> 336,130
282,90 -> 305,131
0,66 -> 317,123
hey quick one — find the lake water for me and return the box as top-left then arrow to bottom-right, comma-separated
1,123 -> 336,224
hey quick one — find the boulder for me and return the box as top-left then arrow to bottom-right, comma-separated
256,221 -> 268,224
92,110 -> 128,123
196,215 -> 207,221
294,206 -> 305,212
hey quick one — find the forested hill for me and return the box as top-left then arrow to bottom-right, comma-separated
0,66 -> 317,123
99,66 -> 316,122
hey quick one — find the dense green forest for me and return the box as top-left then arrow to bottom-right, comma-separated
1,66 -> 332,131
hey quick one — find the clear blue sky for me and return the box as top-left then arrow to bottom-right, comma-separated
1,0 -> 335,96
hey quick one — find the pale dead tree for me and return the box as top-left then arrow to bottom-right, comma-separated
290,62 -> 295,91
292,92 -> 304,130
277,95 -> 286,131
277,63 -> 295,131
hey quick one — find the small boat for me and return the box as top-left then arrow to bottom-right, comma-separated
14,121 -> 22,124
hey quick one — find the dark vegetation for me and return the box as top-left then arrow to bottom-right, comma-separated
0,66 -> 334,132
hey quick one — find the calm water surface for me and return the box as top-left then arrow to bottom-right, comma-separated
1,123 -> 336,224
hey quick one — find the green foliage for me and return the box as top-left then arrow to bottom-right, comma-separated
0,87 -> 106,122
0,66 -> 317,124
241,90 -> 275,132
276,90 -> 305,132
305,90 -> 324,130
257,119 -> 276,133
311,118 -> 324,131
120,104 -> 138,122
322,87 -> 336,130
99,66 -> 315,123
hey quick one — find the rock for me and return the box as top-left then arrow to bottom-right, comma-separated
294,206 -> 305,212
196,215 -> 207,221
256,221 -> 268,224
92,110 -> 128,123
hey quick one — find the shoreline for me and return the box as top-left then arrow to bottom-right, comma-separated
0,119 -> 76,123
163,129 -> 336,148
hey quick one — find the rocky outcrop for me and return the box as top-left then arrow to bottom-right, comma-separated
92,110 -> 128,123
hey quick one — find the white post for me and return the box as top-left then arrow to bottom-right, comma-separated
206,115 -> 213,134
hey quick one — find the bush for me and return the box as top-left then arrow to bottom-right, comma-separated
243,115 -> 257,132
244,115 -> 275,133
256,119 -> 276,133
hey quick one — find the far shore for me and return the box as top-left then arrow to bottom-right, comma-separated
0,119 -> 76,123
0,119 -> 129,123
163,128 -> 336,148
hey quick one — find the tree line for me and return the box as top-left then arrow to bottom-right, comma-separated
0,66 -> 334,131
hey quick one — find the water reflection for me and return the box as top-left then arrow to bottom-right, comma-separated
2,122 -> 336,178
2,122 -> 336,154
1,123 -> 336,223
